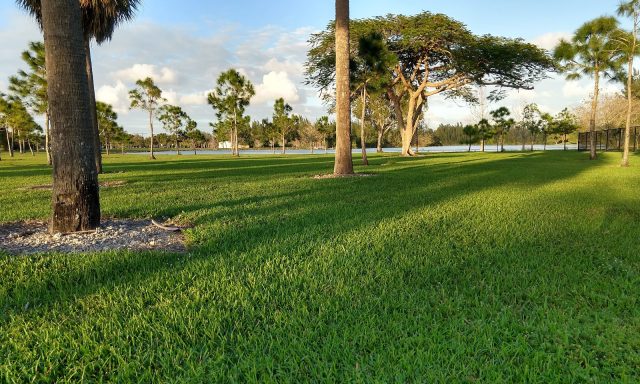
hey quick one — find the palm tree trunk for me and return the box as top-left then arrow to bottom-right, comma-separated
84,37 -> 102,173
334,0 -> 354,175
589,70 -> 600,160
623,56 -> 634,166
42,0 -> 100,233
360,87 -> 369,166
45,111 -> 52,165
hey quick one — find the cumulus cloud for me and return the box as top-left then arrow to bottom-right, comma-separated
96,80 -> 130,114
114,64 -> 177,84
253,71 -> 300,104
180,91 -> 212,106
531,32 -> 572,50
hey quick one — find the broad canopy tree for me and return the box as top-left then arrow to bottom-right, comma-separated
307,12 -> 554,156
158,104 -> 193,155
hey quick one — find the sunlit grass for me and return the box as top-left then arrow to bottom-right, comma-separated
1,151 -> 639,382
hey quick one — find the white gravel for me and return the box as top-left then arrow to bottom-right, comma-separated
0,219 -> 187,255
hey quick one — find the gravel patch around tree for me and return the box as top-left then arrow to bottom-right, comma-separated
0,219 -> 187,255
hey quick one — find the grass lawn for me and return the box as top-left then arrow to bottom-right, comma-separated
1,151 -> 639,382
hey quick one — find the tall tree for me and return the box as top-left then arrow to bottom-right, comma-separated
129,77 -> 165,160
522,103 -> 544,151
17,0 -> 101,232
8,42 -> 51,164
476,118 -> 493,152
315,116 -> 334,154
334,0 -> 354,174
273,98 -> 294,154
158,104 -> 191,155
554,16 -> 623,160
463,124 -> 479,152
307,12 -> 554,157
18,0 -> 141,172
207,69 -> 255,157
616,1 -> 640,166
185,120 -> 205,155
367,93 -> 395,153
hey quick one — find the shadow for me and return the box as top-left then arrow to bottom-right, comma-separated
3,151 -> 638,381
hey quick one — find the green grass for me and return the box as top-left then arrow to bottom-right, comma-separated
1,151 -> 639,383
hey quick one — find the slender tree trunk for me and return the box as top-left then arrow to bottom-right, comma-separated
501,133 -> 505,152
45,111 -> 52,165
84,37 -> 102,173
564,133 -> 567,151
334,0 -> 354,175
42,0 -> 100,233
149,109 -> 156,160
623,53 -> 635,166
481,139 -> 485,152
543,134 -> 547,151
282,130 -> 286,154
6,129 -> 13,157
106,135 -> 111,156
360,87 -> 369,165
175,134 -> 180,155
325,136 -> 328,154
377,130 -> 383,153
589,70 -> 600,160
28,140 -> 34,156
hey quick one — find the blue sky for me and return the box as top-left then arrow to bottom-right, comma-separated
0,0 -> 628,134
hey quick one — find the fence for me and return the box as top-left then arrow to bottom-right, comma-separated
578,127 -> 639,152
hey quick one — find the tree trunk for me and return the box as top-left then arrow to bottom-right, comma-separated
84,37 -> 102,174
377,130 -> 383,153
400,98 -> 418,157
589,70 -> 600,160
360,87 -> 369,166
42,0 -> 100,233
334,0 -> 354,175
481,139 -> 485,152
149,109 -> 156,159
6,128 -> 13,157
28,140 -> 34,156
623,54 -> 634,166
564,133 -> 567,151
175,134 -> 180,155
501,133 -> 505,152
106,135 -> 111,155
45,111 -> 52,165
543,134 -> 547,151
282,130 -> 286,154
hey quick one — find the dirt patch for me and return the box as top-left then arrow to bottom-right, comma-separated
0,219 -> 187,255
25,180 -> 127,191
313,173 -> 377,179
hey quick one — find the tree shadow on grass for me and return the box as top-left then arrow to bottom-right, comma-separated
0,151 -> 591,317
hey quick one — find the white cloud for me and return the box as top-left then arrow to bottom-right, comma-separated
96,80 -> 130,114
163,89 -> 178,105
114,64 -> 177,85
253,71 -> 300,104
180,91 -> 211,106
531,32 -> 571,50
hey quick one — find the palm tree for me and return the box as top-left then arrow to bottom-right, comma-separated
617,0 -> 640,167
18,0 -> 101,232
334,0 -> 354,175
17,0 -> 140,173
554,16 -> 623,160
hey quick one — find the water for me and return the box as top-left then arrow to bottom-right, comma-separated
127,144 -> 578,156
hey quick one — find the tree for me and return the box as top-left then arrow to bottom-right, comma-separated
186,121 -> 205,154
490,107 -> 515,152
554,16 -> 623,160
207,69 -> 254,157
307,12 -> 554,157
273,98 -> 294,154
522,103 -> 544,151
18,0 -> 141,173
8,41 -> 51,164
5,98 -> 40,155
299,117 -> 321,154
18,0 -> 101,232
463,124 -> 479,152
96,101 -> 121,155
616,1 -> 640,166
158,104 -> 191,155
352,32 -> 394,165
315,116 -> 334,154
366,93 -> 395,153
129,77 -> 165,159
476,118 -> 493,152
550,108 -> 580,151
334,0 -> 354,174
